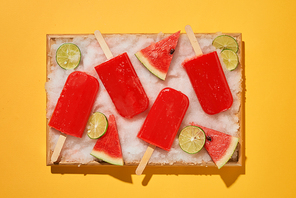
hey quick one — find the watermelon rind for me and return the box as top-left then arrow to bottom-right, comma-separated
91,150 -> 124,166
215,136 -> 239,169
135,51 -> 166,80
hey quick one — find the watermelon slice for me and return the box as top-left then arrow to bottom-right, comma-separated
91,115 -> 124,166
191,123 -> 239,169
135,31 -> 180,80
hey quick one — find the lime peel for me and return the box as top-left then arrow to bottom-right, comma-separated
179,126 -> 206,154
87,112 -> 108,139
56,43 -> 81,70
212,35 -> 239,53
220,49 -> 239,71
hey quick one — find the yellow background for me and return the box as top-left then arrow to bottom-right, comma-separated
0,0 -> 295,197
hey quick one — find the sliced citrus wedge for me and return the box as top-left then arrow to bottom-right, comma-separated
87,112 -> 108,139
56,43 -> 81,70
179,126 -> 206,154
220,49 -> 239,71
212,35 -> 238,53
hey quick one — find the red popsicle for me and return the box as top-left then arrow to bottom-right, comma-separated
49,71 -> 99,162
136,87 -> 189,175
183,25 -> 233,115
95,52 -> 149,118
94,30 -> 149,118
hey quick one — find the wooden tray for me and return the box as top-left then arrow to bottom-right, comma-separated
46,33 -> 244,167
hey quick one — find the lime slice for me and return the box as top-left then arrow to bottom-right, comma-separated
179,126 -> 206,154
87,112 -> 108,139
212,35 -> 238,53
220,49 -> 239,71
56,43 -> 81,70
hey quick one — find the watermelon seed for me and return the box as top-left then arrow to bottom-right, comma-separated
206,136 -> 212,141
170,49 -> 175,54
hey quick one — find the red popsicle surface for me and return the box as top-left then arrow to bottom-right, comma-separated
95,52 -> 149,118
137,87 -> 189,151
49,71 -> 99,138
182,51 -> 233,115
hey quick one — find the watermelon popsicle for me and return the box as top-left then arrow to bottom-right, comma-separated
49,71 -> 99,162
183,25 -> 233,115
136,87 -> 189,175
94,30 -> 149,118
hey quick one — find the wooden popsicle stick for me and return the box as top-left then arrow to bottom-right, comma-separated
51,134 -> 67,163
135,144 -> 156,175
185,25 -> 203,56
94,30 -> 114,60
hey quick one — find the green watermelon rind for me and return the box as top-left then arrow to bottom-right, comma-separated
135,51 -> 166,81
91,150 -> 124,166
215,136 -> 239,169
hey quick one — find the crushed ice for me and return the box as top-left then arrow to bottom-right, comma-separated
46,33 -> 241,164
